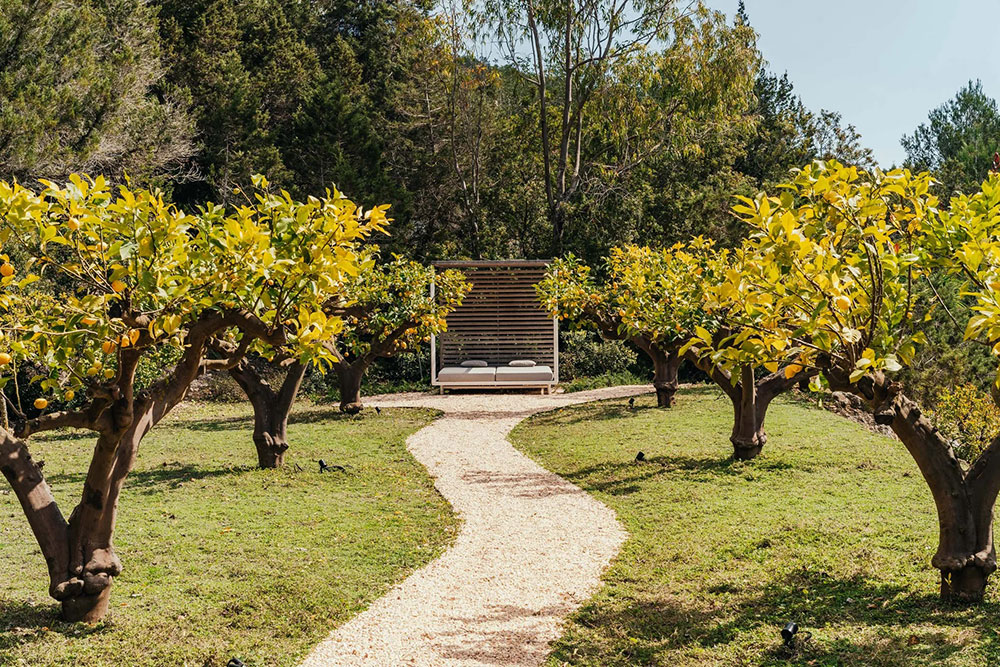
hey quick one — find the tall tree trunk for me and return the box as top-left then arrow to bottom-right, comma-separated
650,346 -> 681,408
229,361 -> 306,468
337,363 -> 365,414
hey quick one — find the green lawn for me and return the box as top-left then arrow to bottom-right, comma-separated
511,386 -> 1000,666
0,402 -> 456,667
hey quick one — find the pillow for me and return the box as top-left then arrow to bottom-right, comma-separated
460,360 -> 489,367
508,359 -> 537,367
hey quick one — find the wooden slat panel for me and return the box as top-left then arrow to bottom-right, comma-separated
433,262 -> 556,368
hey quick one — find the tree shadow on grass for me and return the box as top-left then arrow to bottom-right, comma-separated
533,402 -> 651,426
0,599 -> 110,652
560,455 -> 795,496
165,405 -> 375,433
557,568 -> 1000,666
45,463 -> 250,495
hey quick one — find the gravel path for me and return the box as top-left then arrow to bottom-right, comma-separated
300,385 -> 651,667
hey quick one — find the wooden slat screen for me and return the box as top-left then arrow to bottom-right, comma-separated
434,262 -> 556,368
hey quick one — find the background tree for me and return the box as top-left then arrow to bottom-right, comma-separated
479,0 -> 758,252
537,241 -> 719,408
902,80 -> 1000,203
156,0 -> 323,203
0,0 -> 193,184
0,174 -> 385,622
326,257 -> 471,413
811,110 -> 875,168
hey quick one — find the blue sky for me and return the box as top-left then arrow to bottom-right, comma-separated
707,0 -> 1000,166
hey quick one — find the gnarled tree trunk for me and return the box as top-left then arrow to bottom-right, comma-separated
336,363 -> 365,414
3,309 -> 280,622
829,370 -> 1000,602
729,366 -> 764,460
642,342 -> 681,408
229,360 -> 306,468
686,352 -> 809,460
616,335 -> 683,408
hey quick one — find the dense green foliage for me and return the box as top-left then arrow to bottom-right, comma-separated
559,331 -> 639,380
903,80 -> 1000,203
0,0 -> 875,263
512,389 -> 1000,666
0,0 -> 193,183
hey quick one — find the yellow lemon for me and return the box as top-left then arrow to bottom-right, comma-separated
65,390 -> 75,401
104,368 -> 115,378
0,353 -> 10,365
102,340 -> 115,355
33,398 -> 48,410
0,264 -> 14,277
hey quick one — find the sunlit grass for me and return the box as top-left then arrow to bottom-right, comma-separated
0,402 -> 455,666
512,386 -> 1000,666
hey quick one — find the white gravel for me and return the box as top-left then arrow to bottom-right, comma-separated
299,385 -> 652,667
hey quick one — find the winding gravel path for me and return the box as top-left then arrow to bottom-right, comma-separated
300,385 -> 651,667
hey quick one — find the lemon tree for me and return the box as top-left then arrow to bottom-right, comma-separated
0,174 -> 386,622
537,242 -> 716,408
700,160 -> 1000,603
323,256 -> 471,413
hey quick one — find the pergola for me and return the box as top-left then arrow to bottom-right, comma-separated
431,260 -> 558,393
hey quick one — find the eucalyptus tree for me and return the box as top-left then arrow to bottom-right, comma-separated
477,0 -> 758,252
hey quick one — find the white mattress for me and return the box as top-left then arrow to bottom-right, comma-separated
495,365 -> 554,382
437,365 -> 555,384
437,366 -> 497,383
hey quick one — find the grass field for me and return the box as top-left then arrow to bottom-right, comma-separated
511,386 -> 1000,666
0,402 -> 456,667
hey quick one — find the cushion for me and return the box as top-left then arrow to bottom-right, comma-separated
508,359 -> 537,367
438,366 -> 497,383
460,359 -> 489,367
495,365 -> 554,382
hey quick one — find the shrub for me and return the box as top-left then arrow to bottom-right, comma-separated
931,383 -> 1000,462
559,330 -> 638,380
